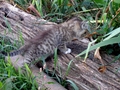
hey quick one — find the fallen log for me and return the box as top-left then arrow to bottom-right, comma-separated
0,2 -> 66,90
0,1 -> 120,90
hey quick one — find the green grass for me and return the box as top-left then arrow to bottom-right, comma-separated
0,17 -> 38,89
0,34 -> 38,90
0,59 -> 38,90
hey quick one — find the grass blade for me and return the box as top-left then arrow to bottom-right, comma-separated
76,35 -> 120,57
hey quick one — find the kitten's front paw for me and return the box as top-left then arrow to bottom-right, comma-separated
65,48 -> 71,54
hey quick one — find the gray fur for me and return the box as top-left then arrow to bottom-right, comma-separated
5,18 -> 89,69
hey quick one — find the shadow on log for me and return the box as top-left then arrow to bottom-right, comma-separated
0,2 -> 120,90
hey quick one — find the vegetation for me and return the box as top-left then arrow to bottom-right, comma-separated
0,0 -> 120,89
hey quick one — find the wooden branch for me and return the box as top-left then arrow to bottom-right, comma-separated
0,1 -> 120,90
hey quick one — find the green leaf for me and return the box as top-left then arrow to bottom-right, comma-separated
65,60 -> 73,76
54,48 -> 58,68
5,78 -> 13,90
104,27 -> 120,40
94,0 -> 104,4
102,13 -> 107,23
66,80 -> 79,90
76,35 -> 120,57
114,0 -> 120,4
47,82 -> 55,84
83,39 -> 97,62
111,54 -> 120,63
0,82 -> 3,88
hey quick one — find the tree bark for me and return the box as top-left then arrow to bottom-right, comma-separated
0,1 -> 120,90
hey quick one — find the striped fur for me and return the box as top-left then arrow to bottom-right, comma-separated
5,17 -> 88,69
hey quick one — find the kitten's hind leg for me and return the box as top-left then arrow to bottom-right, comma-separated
58,44 -> 71,54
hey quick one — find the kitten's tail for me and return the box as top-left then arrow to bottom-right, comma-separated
1,49 -> 23,57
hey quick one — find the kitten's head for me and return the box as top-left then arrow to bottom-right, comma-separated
63,17 -> 89,39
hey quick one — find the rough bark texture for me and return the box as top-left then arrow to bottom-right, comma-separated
0,2 -> 120,90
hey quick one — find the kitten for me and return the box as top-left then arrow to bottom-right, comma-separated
3,17 -> 89,69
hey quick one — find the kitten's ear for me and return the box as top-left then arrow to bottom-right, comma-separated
63,22 -> 68,27
67,17 -> 81,23
61,22 -> 69,28
81,21 -> 90,31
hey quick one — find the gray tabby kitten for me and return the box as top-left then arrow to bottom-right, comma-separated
4,17 -> 89,69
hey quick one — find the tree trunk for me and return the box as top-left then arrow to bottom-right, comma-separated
0,2 -> 120,90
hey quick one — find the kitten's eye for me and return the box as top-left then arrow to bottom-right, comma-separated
84,31 -> 87,34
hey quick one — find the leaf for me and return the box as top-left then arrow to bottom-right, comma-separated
111,54 -> 120,63
47,82 -> 55,84
54,48 -> 58,68
65,60 -> 73,76
102,13 -> 107,23
114,0 -> 120,4
66,80 -> 79,90
76,35 -> 120,57
4,78 -> 13,90
104,27 -> 120,41
98,66 -> 106,73
27,4 -> 41,17
94,0 -> 104,4
94,47 -> 104,65
94,48 -> 100,59
0,82 -> 3,88
82,39 -> 97,62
